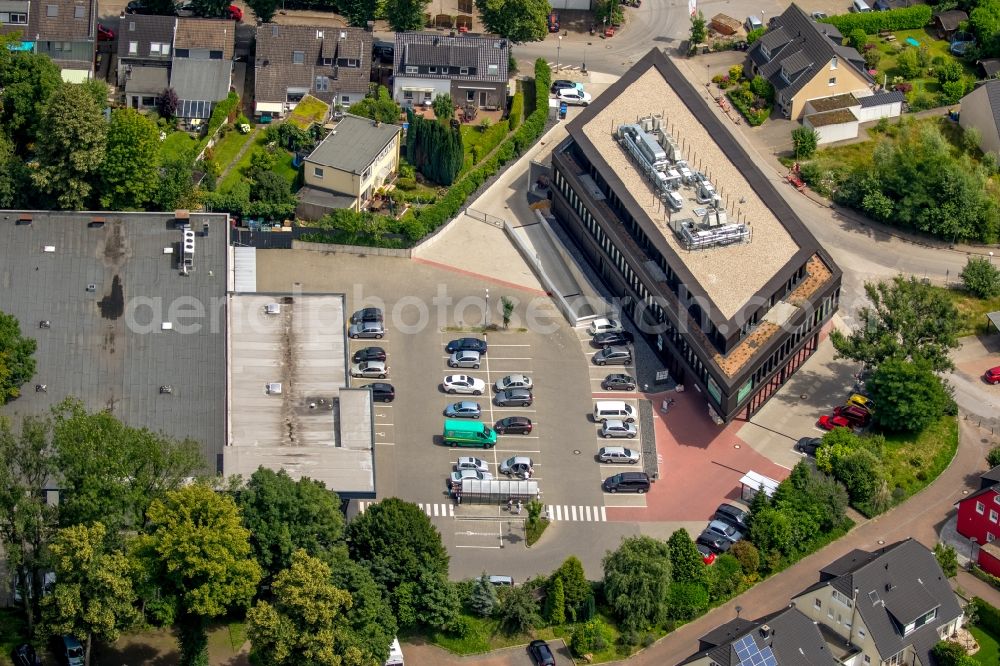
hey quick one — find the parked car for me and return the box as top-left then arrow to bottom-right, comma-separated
811,11 -> 827,19
450,469 -> 493,486
834,404 -> 871,427
496,388 -> 533,407
593,346 -> 632,366
350,307 -> 384,324
984,366 -> 1000,385
495,416 -> 533,435
348,321 -> 384,339
97,23 -> 115,41
125,0 -> 154,13
592,330 -> 634,348
696,529 -> 732,554
818,414 -> 851,431
59,636 -> 84,666
556,88 -> 591,106
706,519 -> 743,543
696,543 -> 717,565
550,79 -> 582,94
713,503 -> 749,531
600,419 -> 637,439
744,15 -> 763,31
350,360 -> 388,378
353,346 -> 386,363
177,2 -> 242,19
602,471 -> 650,493
847,393 -> 875,412
448,350 -> 481,369
455,456 -> 489,473
12,644 -> 41,666
443,375 -> 486,395
601,373 -> 636,391
795,436 -> 823,456
445,401 -> 481,419
547,11 -> 560,32
446,337 -> 488,354
368,382 -> 395,403
500,455 -> 533,477
597,446 -> 640,464
588,317 -> 623,335
528,639 -> 556,666
495,374 -> 533,392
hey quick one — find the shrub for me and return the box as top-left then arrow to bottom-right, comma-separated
820,4 -> 932,34
931,640 -> 969,666
730,540 -> 761,575
894,81 -> 913,93
728,64 -> 743,81
974,597 -> 1000,635
988,446 -> 1000,468
961,257 -> 1000,298
508,92 -> 524,131
570,618 -> 611,657
746,27 -> 765,44
934,543 -> 959,578
941,80 -> 967,105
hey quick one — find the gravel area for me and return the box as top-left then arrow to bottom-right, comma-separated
638,398 -> 658,480
582,65 -> 801,319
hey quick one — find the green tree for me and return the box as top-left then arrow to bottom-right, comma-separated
666,581 -> 709,621
941,79 -> 967,105
385,0 -> 430,31
932,640 -> 969,666
246,0 -> 280,22
829,447 -> 882,506
154,145 -> 197,210
496,585 -> 539,634
791,126 -> 819,159
830,276 -> 961,372
0,415 -> 57,635
667,529 -> 705,584
50,399 -> 203,533
550,556 -> 590,621
189,0 -> 229,17
569,618 -> 610,657
341,0 -> 380,27
747,27 -> 765,44
0,132 -> 29,208
897,47 -> 922,78
988,446 -> 1000,468
0,51 -> 63,151
327,553 -> 396,665
866,358 -> 954,432
41,523 -> 139,666
238,468 -> 346,583
137,483 -> 262,666
690,11 -> 707,46
934,543 -> 958,578
348,86 -> 400,124
100,109 -> 161,210
863,45 -> 881,70
476,0 -> 549,43
848,28 -> 867,51
730,540 -> 761,576
32,83 -> 107,210
748,506 -> 792,557
246,550 -> 366,666
501,296 -> 515,329
961,257 -> 1000,298
547,576 -> 565,624
706,554 -> 742,600
0,310 -> 37,403
80,78 -> 109,110
468,573 -> 498,618
432,93 -> 454,121
602,536 -> 672,631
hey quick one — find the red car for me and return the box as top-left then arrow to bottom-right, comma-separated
226,4 -> 243,20
985,366 -> 1000,385
97,23 -> 114,41
696,543 -> 716,565
818,414 -> 851,431
834,404 -> 871,427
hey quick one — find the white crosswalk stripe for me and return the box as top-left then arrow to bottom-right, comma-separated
358,501 -> 454,518
545,505 -> 606,522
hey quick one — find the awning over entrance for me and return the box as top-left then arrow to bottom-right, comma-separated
739,470 -> 779,501
401,86 -> 435,92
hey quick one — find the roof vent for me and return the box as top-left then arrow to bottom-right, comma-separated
759,624 -> 772,639
16,214 -> 32,225
39,320 -> 50,329
340,31 -> 346,39
159,385 -> 173,394
264,303 -> 281,315
161,322 -> 173,330
43,245 -> 56,252
35,384 -> 47,393
266,382 -> 283,395
86,283 -> 97,292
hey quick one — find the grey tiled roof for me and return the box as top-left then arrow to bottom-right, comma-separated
305,114 -> 401,173
170,58 -> 232,104
174,17 -> 234,61
0,211 -> 229,467
394,32 -> 509,83
124,64 -> 169,93
858,90 -> 904,108
254,24 -> 372,105
981,464 -> 1000,487
29,0 -> 94,40
933,10 -> 968,31
117,14 -> 175,63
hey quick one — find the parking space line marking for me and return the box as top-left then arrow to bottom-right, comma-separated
455,544 -> 502,549
488,357 -> 533,361
375,422 -> 394,426
375,442 -> 395,446
488,344 -> 531,347
495,449 -> 541,454
492,408 -> 536,413
498,435 -> 540,439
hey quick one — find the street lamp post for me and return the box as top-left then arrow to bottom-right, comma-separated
556,35 -> 563,72
583,42 -> 590,73
970,537 -> 978,570
485,288 -> 490,329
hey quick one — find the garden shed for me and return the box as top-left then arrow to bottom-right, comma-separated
855,90 -> 904,122
932,10 -> 968,41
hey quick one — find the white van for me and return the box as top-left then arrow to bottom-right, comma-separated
851,0 -> 871,12
385,638 -> 404,666
593,400 -> 636,423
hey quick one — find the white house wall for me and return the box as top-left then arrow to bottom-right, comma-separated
856,101 -> 902,122
392,76 -> 451,107
805,118 -> 860,144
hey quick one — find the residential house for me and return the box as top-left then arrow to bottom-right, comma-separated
297,114 -> 402,218
392,32 -> 509,111
955,465 -> 1000,576
680,605 -> 857,665
744,3 -> 873,120
116,14 -> 176,111
0,0 -> 97,81
254,24 -> 373,118
932,10 -> 968,41
959,79 -> 1000,155
170,17 -> 235,120
792,539 -> 965,666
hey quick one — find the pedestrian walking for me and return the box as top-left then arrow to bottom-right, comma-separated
456,492 -> 462,505
516,500 -> 523,515
506,497 -> 513,512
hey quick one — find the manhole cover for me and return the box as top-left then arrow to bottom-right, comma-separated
877,540 -> 885,545
984,438 -> 991,444
734,444 -> 741,449
573,449 -> 581,455
800,394 -> 808,400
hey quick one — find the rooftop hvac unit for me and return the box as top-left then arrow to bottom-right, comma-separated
696,181 -> 717,204
266,382 -> 283,395
264,303 -> 281,315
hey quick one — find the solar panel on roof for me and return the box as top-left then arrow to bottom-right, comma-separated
733,634 -> 778,666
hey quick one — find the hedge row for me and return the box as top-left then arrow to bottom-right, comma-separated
471,119 -> 510,164
509,91 -> 525,131
201,92 -> 241,150
974,596 -> 1000,635
820,5 -> 932,35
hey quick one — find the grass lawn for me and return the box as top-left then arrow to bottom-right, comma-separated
209,126 -> 255,171
217,134 -> 298,194
880,415 -> 958,499
934,286 -> 1000,337
971,625 -> 1000,665
872,28 -> 976,106
161,130 -> 197,162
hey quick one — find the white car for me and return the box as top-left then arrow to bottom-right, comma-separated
455,456 -> 489,473
351,360 -> 388,378
494,374 -> 533,392
449,469 -> 493,485
443,374 -> 486,395
601,419 -> 637,439
588,317 -> 623,336
557,88 -> 592,106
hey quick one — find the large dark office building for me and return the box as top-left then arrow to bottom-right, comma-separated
550,49 -> 842,422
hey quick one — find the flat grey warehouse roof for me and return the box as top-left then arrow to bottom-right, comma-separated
0,211 -> 229,470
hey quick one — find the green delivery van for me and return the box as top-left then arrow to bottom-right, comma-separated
443,419 -> 497,448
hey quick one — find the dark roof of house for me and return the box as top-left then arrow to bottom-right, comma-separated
254,24 -> 373,104
746,3 -> 870,101
808,93 -> 859,112
982,465 -> 1000,487
117,14 -> 176,62
305,114 -> 401,173
806,539 -> 963,664
170,58 -> 231,103
858,90 -> 904,108
174,17 -> 235,60
806,108 -> 858,127
934,10 -> 969,31
979,58 -> 1000,78
0,211 -> 228,467
962,79 -> 1000,135
393,32 -> 509,83
124,64 -> 169,93
680,606 -> 842,665
297,186 -> 358,211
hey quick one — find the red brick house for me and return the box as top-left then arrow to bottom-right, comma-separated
955,466 -> 1000,576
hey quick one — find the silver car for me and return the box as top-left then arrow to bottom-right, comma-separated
496,388 -> 532,407
597,446 -> 640,464
449,469 -> 493,485
593,346 -> 632,366
494,374 -> 533,392
600,419 -> 637,439
499,456 -> 533,477
350,360 -> 388,378
455,456 -> 489,473
348,321 -> 384,339
707,519 -> 743,543
445,401 -> 481,419
448,350 -> 481,369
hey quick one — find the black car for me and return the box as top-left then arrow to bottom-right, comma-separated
368,382 -> 395,403
713,503 -> 749,531
528,639 -> 556,666
446,337 -> 488,354
12,644 -> 41,666
795,436 -> 823,456
601,373 -> 636,391
592,330 -> 635,348
352,346 -> 386,363
696,529 -> 732,554
550,79 -> 577,94
350,307 -> 384,324
495,416 -> 533,435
